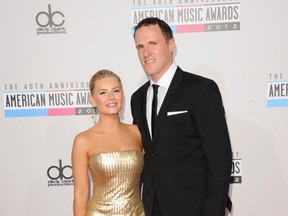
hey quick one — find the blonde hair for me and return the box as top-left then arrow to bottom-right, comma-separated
89,69 -> 122,95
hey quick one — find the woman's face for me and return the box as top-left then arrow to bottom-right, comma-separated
89,76 -> 123,116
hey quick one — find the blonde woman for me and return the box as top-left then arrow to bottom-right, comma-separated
72,69 -> 145,216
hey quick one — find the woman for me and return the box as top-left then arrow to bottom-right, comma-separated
71,69 -> 145,216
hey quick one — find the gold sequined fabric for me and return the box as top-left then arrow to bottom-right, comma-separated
86,150 -> 145,216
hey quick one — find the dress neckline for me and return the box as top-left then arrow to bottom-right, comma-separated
88,149 -> 143,160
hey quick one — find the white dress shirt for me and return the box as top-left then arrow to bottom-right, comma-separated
146,63 -> 177,136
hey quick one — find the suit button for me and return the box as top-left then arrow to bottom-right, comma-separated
151,151 -> 156,157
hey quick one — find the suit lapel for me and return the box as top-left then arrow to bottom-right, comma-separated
139,82 -> 153,144
153,67 -> 183,142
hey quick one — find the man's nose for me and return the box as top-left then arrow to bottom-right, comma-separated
143,47 -> 151,57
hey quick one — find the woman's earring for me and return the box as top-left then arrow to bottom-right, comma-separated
92,107 -> 98,124
118,110 -> 124,120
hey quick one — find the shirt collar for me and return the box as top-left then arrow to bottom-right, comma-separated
150,63 -> 177,88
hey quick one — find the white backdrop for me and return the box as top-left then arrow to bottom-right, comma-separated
0,0 -> 288,215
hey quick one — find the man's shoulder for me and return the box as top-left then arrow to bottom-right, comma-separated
132,81 -> 149,96
131,81 -> 149,105
176,67 -> 219,91
180,69 -> 213,84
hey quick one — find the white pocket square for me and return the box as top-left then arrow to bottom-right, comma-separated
167,110 -> 188,116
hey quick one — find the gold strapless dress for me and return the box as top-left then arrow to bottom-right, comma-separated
86,150 -> 145,216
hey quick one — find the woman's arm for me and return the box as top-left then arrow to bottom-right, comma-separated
71,134 -> 89,216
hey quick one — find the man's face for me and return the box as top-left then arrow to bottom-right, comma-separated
134,24 -> 175,82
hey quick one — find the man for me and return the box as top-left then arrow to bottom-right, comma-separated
130,17 -> 232,216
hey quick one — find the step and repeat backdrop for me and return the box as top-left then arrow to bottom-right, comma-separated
0,0 -> 287,215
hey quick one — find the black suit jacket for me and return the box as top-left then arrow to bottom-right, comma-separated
131,66 -> 232,216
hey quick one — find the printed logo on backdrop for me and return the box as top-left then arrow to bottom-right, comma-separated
47,159 -> 73,187
36,4 -> 67,35
131,0 -> 241,33
231,151 -> 242,183
2,82 -> 92,118
267,73 -> 288,108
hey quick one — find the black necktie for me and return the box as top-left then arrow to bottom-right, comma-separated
151,84 -> 159,140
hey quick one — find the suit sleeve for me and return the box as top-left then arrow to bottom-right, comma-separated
194,79 -> 232,216
130,93 -> 136,125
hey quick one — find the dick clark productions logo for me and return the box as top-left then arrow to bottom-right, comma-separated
47,159 -> 73,187
36,4 -> 67,35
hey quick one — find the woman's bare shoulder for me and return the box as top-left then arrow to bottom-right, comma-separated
73,127 -> 98,148
122,123 -> 142,148
123,123 -> 139,131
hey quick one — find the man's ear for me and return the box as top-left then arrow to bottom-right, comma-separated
169,38 -> 176,53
